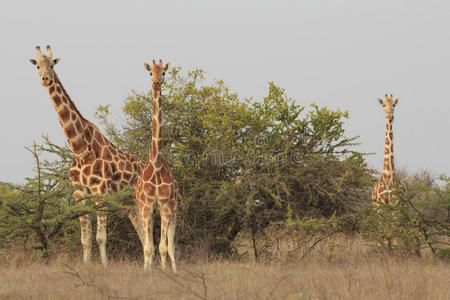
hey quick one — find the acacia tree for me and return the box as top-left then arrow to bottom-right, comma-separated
0,140 -> 86,259
96,67 -> 373,257
361,173 -> 450,256
0,138 -> 146,260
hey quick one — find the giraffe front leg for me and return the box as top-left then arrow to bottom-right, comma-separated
159,202 -> 172,272
127,208 -> 145,247
96,200 -> 108,268
167,208 -> 177,273
139,201 -> 155,271
74,190 -> 92,263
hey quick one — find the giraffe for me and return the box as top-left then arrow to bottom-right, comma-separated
29,45 -> 146,267
372,94 -> 405,206
135,59 -> 178,272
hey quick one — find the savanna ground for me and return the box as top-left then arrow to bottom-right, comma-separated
1,236 -> 449,300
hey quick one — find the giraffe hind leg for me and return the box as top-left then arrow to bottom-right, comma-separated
95,200 -> 108,268
159,203 -> 170,272
140,200 -> 155,271
127,208 -> 146,248
74,189 -> 92,263
167,209 -> 177,273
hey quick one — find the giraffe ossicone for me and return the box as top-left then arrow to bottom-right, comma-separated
30,45 -> 146,267
136,59 -> 178,272
372,94 -> 405,206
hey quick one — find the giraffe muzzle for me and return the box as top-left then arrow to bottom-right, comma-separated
41,78 -> 53,86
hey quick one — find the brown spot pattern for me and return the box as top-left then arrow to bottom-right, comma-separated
89,176 -> 101,186
126,161 -> 132,172
60,106 -> 70,122
143,165 -> 154,181
82,152 -> 95,164
65,124 -> 77,139
152,122 -> 159,138
75,120 -> 83,133
69,169 -> 80,181
85,126 -> 93,143
151,143 -> 158,158
158,184 -> 169,195
72,138 -> 87,154
53,95 -> 61,106
103,163 -> 112,178
95,131 -> 105,146
92,160 -> 103,177
92,140 -> 102,157
100,148 -> 111,161
99,182 -> 106,194
82,165 -> 91,176
123,173 -> 131,182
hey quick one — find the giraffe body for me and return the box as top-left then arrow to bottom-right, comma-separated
30,46 -> 145,267
135,60 -> 178,272
372,94 -> 405,205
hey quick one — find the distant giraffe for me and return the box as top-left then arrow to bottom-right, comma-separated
372,94 -> 405,206
135,60 -> 178,272
30,45 -> 145,267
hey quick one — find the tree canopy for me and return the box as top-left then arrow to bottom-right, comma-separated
95,67 -> 373,256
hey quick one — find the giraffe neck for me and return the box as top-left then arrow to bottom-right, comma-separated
381,116 -> 395,184
46,73 -> 89,155
150,83 -> 163,167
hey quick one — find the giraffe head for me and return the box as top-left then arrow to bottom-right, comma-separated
29,45 -> 61,87
144,59 -> 170,87
378,94 -> 399,120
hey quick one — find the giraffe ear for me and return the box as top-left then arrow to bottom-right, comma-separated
52,58 -> 61,65
29,59 -> 37,65
394,99 -> 400,105
378,98 -> 383,105
164,63 -> 171,71
144,63 -> 151,71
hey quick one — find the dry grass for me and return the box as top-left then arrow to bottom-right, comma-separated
0,237 -> 449,300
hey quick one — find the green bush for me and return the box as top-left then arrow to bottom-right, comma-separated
96,67 -> 372,257
360,173 -> 449,256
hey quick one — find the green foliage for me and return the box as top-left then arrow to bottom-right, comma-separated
0,139 -> 143,261
97,67 -> 372,257
361,173 -> 450,256
0,140 -> 84,259
437,248 -> 450,262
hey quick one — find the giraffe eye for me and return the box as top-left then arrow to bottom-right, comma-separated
37,66 -> 40,69
150,72 -> 153,76
162,72 -> 166,76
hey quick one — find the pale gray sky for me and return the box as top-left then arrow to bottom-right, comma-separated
0,0 -> 449,183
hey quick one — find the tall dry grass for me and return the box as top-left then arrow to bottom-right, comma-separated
0,236 -> 449,300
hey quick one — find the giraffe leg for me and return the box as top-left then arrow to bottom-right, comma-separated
74,189 -> 92,263
127,208 -> 145,247
95,200 -> 108,268
159,203 -> 171,272
167,208 -> 177,273
140,202 -> 155,271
